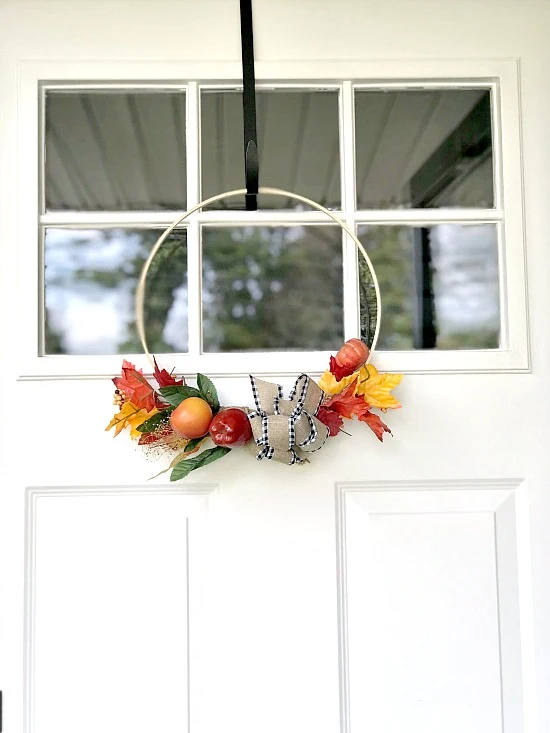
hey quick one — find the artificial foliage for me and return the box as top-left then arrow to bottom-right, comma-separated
106,340 -> 403,480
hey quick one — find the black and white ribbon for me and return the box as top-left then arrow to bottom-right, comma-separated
247,374 -> 329,465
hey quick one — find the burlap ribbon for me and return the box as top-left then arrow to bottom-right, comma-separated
247,374 -> 329,465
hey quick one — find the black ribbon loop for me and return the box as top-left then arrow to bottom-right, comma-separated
240,0 -> 259,211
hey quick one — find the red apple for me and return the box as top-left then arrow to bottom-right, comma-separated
208,408 -> 252,447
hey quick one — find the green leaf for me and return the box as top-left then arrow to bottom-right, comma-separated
136,410 -> 172,433
170,445 -> 230,482
159,385 -> 201,407
197,373 -> 220,413
184,437 -> 206,453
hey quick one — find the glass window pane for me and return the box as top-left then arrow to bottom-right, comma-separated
202,225 -> 344,351
44,228 -> 187,355
355,89 -> 494,209
201,89 -> 341,210
45,90 -> 187,211
358,224 -> 500,350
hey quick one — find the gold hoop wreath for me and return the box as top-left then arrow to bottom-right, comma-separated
106,187 -> 404,481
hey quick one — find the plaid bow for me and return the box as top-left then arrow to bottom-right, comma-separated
247,374 -> 329,465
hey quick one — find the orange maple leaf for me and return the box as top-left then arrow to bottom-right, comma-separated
358,411 -> 392,442
321,378 -> 393,442
113,359 -> 158,412
323,379 -> 371,419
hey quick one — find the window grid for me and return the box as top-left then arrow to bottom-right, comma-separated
39,79 -> 504,359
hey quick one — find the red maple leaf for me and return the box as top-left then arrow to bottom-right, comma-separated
153,356 -> 184,388
321,378 -> 392,441
329,355 -> 357,382
324,379 -> 371,419
113,360 -> 157,412
317,406 -> 344,437
358,411 -> 392,442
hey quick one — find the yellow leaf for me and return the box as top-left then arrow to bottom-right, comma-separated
129,407 -> 159,439
105,402 -> 158,438
355,365 -> 403,410
318,369 -> 359,395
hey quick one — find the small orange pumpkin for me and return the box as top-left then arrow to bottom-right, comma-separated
335,338 -> 370,372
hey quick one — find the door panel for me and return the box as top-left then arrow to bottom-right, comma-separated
28,489 -> 212,733
339,482 -> 531,733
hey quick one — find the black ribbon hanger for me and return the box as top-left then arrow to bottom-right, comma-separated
240,0 -> 259,211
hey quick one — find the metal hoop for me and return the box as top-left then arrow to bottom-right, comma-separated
135,186 -> 382,365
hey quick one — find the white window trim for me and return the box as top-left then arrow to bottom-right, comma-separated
16,58 -> 529,379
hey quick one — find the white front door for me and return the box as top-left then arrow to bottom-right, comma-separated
1,2 -> 548,732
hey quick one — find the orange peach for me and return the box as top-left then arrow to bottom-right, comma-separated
170,397 -> 213,439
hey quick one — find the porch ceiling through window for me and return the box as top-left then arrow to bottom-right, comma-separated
44,86 -> 490,212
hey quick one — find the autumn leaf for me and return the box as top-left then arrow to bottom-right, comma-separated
318,361 -> 400,442
105,402 -> 158,439
113,360 -> 158,412
355,365 -> 403,410
128,408 -> 158,439
319,364 -> 403,411
329,355 -> 358,382
318,369 -> 359,396
358,411 -> 392,442
323,379 -> 371,419
319,379 -> 393,442
153,356 -> 184,388
317,379 -> 372,437
105,402 -> 144,437
316,406 -> 344,437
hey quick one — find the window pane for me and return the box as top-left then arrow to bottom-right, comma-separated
45,90 -> 187,211
202,226 -> 344,351
201,89 -> 341,210
355,89 -> 494,209
358,224 -> 500,350
44,228 -> 187,355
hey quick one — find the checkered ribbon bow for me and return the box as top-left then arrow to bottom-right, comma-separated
247,374 -> 329,465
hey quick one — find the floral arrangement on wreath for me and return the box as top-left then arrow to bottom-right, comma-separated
106,339 -> 403,481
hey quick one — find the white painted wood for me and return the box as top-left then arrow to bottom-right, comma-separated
40,208 -> 503,226
13,348 -> 528,381
1,3 -> 549,733
336,481 -> 536,733
26,487 -> 214,733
